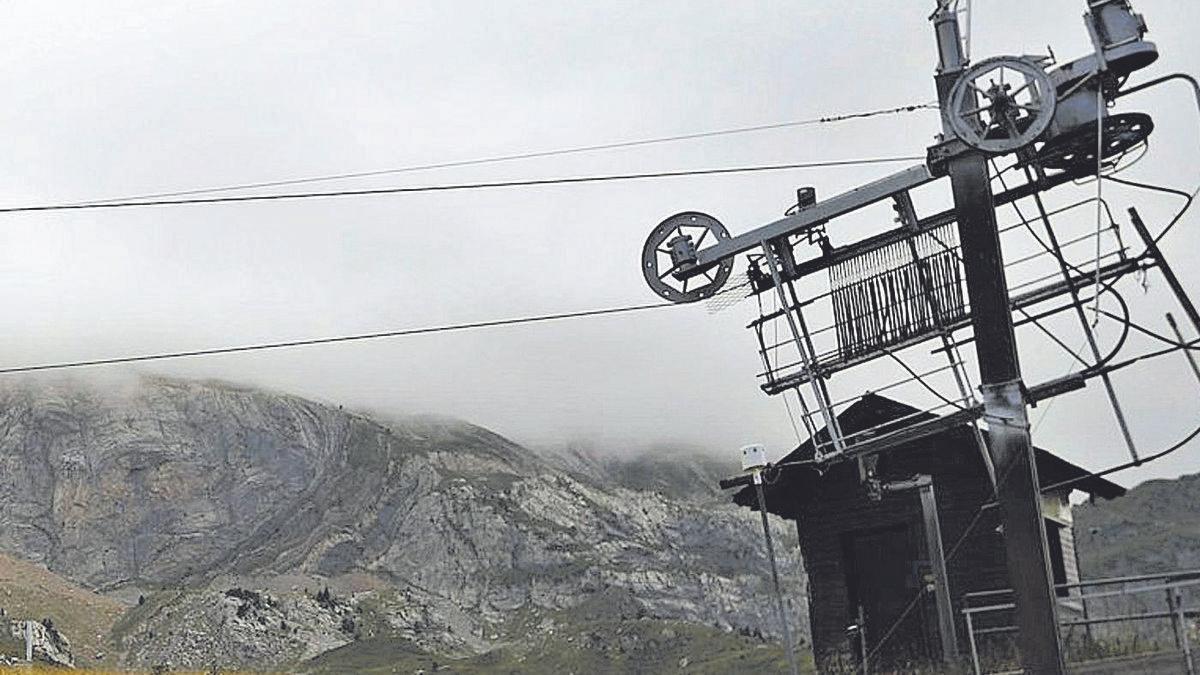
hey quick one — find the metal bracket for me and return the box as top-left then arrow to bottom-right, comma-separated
980,379 -> 1029,431
880,473 -> 933,493
927,138 -> 971,176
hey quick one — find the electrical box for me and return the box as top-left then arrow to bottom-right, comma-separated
795,187 -> 817,209
740,444 -> 768,471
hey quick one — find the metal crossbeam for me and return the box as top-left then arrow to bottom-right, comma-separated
682,165 -> 935,275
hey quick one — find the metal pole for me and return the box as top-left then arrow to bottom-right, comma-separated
979,373 -> 1066,674
1167,313 -> 1200,389
962,0 -> 973,61
1074,526 -> 1093,643
1168,585 -> 1183,649
25,620 -> 32,662
761,241 -> 845,454
965,610 -> 982,675
931,5 -> 1066,670
753,472 -> 801,675
783,275 -> 846,448
1024,182 -> 1140,463
858,604 -> 869,673
1176,587 -> 1195,675
1129,207 -> 1200,336
918,477 -> 960,662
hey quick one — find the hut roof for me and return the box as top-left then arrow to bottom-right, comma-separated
732,393 -> 1125,515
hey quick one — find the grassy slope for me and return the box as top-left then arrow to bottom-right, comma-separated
0,552 -> 126,668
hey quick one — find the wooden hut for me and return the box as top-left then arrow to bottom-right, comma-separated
732,393 -> 1123,669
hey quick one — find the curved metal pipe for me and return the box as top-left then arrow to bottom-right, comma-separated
1115,72 -> 1200,150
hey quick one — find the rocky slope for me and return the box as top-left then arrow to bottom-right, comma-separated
0,375 -> 806,670
0,551 -> 122,667
1074,471 -> 1200,578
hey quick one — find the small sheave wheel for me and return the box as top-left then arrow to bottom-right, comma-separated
947,56 -> 1057,155
1035,112 -> 1154,172
641,211 -> 734,304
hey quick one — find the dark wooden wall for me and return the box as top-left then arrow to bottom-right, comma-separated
788,427 -> 1009,666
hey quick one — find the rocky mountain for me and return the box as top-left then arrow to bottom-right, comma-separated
0,375 -> 807,671
1074,471 -> 1200,578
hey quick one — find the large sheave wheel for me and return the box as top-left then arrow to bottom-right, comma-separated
641,211 -> 734,303
947,56 -> 1057,155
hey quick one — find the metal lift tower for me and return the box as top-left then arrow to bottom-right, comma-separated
638,1 -> 1191,672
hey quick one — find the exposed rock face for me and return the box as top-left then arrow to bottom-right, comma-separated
119,587 -> 354,670
0,376 -> 806,668
8,619 -> 73,667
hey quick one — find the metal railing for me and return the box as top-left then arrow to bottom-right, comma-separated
962,569 -> 1200,674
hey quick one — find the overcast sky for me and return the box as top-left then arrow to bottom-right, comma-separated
1,1 -> 1198,488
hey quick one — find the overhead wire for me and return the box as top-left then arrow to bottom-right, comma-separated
60,102 -> 939,206
989,160 -> 1138,375
925,214 -> 1108,371
1040,420 -> 1200,494
878,345 -> 965,412
9,69 -> 1192,479
1002,168 -> 1200,369
0,156 -> 928,215
11,159 -> 1177,387
1104,174 -> 1196,201
1106,72 -> 1200,245
1103,174 -> 1199,245
0,301 -> 676,375
1093,307 -> 1200,351
1094,337 -> 1200,379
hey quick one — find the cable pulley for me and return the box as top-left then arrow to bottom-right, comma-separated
947,56 -> 1058,154
641,212 -> 734,303
1035,112 -> 1154,171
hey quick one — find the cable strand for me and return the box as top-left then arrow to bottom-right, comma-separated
60,103 -> 938,206
0,156 -> 927,214
0,302 -> 676,375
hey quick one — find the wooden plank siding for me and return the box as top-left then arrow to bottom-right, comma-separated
785,426 -> 1010,664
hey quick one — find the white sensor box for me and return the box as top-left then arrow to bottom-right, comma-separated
740,444 -> 768,471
